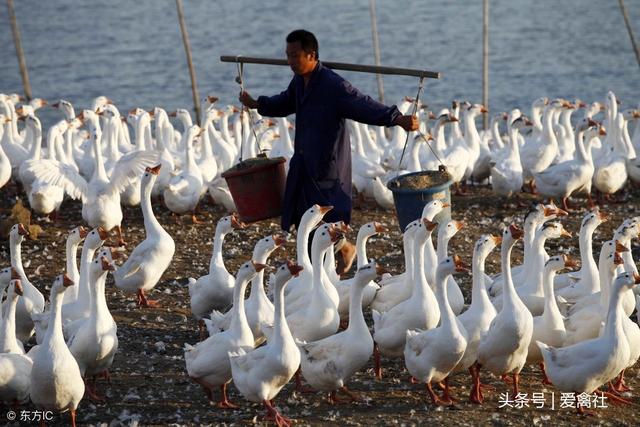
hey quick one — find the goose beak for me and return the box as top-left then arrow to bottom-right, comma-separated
101,256 -> 115,272
10,267 -> 20,280
375,263 -> 388,276
597,210 -> 609,222
230,214 -> 246,229
599,126 -> 607,136
453,255 -> 470,273
337,221 -> 351,234
509,224 -> 524,240
252,261 -> 266,273
423,218 -> 438,231
327,227 -> 343,243
615,240 -> 629,253
286,261 -> 303,277
560,228 -> 572,238
62,274 -> 74,287
441,202 -> 451,208
146,164 -> 162,175
563,255 -> 578,269
207,95 -> 219,104
614,252 -> 624,266
319,205 -> 334,215
480,106 -> 489,113
52,102 -> 60,109
374,222 -> 388,233
455,221 -> 465,231
78,226 -> 89,239
587,118 -> 599,128
13,280 -> 23,296
17,223 -> 29,237
634,272 -> 640,284
273,234 -> 287,247
97,227 -> 110,240
491,235 -> 503,246
147,109 -> 155,117
428,111 -> 437,120
168,111 -> 177,117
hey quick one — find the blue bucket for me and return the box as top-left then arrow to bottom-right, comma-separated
387,168 -> 453,232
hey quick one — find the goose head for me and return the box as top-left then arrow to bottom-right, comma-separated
353,259 -> 385,287
438,219 -> 464,241
84,227 -> 109,251
358,221 -> 387,240
272,260 -> 302,291
580,209 -> 607,233
438,255 -> 469,277
68,226 -> 88,246
502,224 -> 524,247
9,223 -> 29,244
300,204 -> 333,230
421,199 -> 450,221
235,260 -> 265,283
51,273 -> 75,295
474,234 -> 501,261
544,254 -> 577,273
539,222 -> 572,240
9,279 -> 23,298
613,271 -> 640,293
252,234 -> 285,261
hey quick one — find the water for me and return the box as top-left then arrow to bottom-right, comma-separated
1,0 -> 639,129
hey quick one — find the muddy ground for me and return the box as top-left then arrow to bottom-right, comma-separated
1,185 -> 639,426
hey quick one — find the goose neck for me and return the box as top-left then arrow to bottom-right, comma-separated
228,274 -> 252,335
542,268 -> 561,318
355,233 -> 370,270
501,240 -> 519,307
471,251 -> 491,304
211,227 -> 228,267
141,178 -> 163,232
347,277 -> 368,334
45,290 -> 65,345
435,268 -> 456,331
0,296 -> 19,351
66,239 -> 81,281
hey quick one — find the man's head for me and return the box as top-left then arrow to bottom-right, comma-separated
286,29 -> 318,77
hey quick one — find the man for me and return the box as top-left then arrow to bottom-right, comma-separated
239,29 -> 418,274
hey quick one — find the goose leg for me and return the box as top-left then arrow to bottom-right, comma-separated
426,382 -> 450,406
610,369 -> 631,392
339,386 -> 364,402
441,376 -> 457,403
111,225 -> 126,247
561,197 -> 572,212
198,319 -> 207,341
512,373 -> 521,396
217,383 -> 239,409
539,362 -> 553,385
294,368 -> 314,393
70,409 -> 78,427
137,289 -> 159,307
373,342 -> 382,379
83,377 -> 105,401
263,399 -> 290,427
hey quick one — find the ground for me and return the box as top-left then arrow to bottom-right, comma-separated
1,184 -> 639,426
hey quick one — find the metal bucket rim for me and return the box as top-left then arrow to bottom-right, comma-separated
386,170 -> 453,194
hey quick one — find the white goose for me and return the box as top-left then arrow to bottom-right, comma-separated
68,254 -> 118,401
30,274 -> 84,427
526,255 -> 573,384
8,223 -> 45,344
228,261 -> 302,427
113,165 -> 175,307
31,126 -> 159,246
0,279 -> 32,405
0,279 -> 25,354
62,226 -> 88,306
537,272 -> 640,414
434,220 -> 465,314
476,225 -> 533,401
0,114 -> 10,189
335,222 -> 385,321
372,219 -> 440,378
164,125 -> 205,222
533,118 -> 599,211
404,256 -> 468,406
184,261 -> 262,408
490,115 -> 526,199
188,214 -> 245,334
454,235 -> 500,404
299,261 -> 382,404
205,234 -> 285,344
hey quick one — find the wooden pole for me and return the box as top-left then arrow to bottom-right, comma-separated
221,56 -> 441,79
482,0 -> 489,130
369,0 -> 385,103
6,0 -> 32,101
618,0 -> 640,68
175,0 -> 201,125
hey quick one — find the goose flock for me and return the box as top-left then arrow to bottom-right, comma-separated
0,92 -> 640,425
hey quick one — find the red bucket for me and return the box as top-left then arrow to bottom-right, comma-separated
221,156 -> 287,223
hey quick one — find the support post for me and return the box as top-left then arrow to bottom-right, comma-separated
369,0 -> 385,103
175,0 -> 201,125
618,0 -> 640,68
6,0 -> 32,100
482,0 -> 489,130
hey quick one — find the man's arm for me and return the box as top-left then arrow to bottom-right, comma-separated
337,80 -> 418,131
239,80 -> 296,117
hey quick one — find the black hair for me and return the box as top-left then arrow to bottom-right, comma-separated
286,29 -> 319,60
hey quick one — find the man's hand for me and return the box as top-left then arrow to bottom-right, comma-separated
394,114 -> 419,132
239,91 -> 259,109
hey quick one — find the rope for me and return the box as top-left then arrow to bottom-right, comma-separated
235,59 -> 263,163
395,76 -> 445,176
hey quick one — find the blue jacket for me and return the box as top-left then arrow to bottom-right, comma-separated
258,62 -> 401,231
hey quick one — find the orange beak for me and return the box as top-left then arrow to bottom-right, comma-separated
286,261 -> 303,277
251,261 -> 266,272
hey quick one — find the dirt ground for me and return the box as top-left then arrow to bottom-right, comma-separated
1,184 -> 640,426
